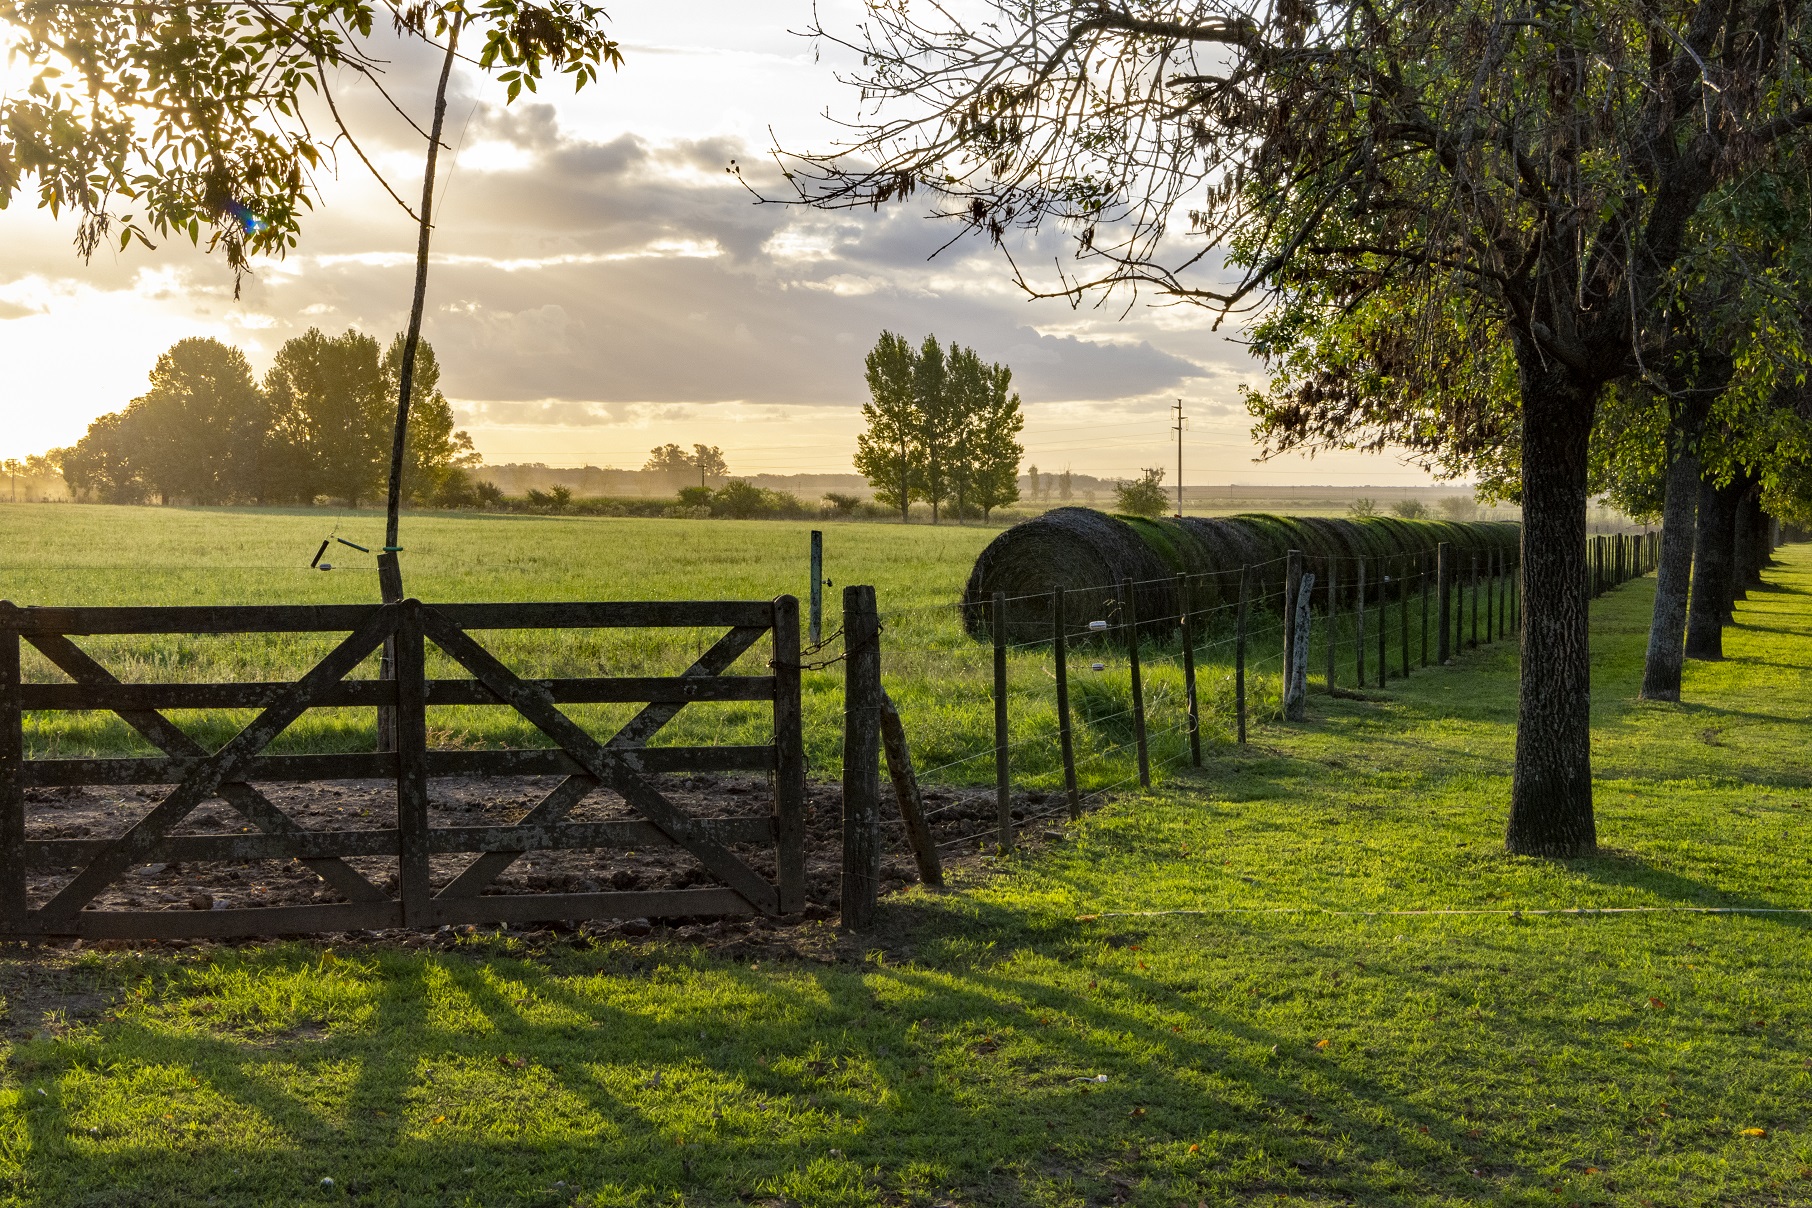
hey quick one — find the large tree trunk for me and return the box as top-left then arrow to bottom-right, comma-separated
1685,476 -> 1743,659
1640,449 -> 1700,701
1738,487 -> 1766,587
1506,371 -> 1596,857
1730,481 -> 1755,601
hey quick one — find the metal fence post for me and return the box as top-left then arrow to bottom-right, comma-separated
993,590 -> 1013,848
809,530 -> 824,647
1355,555 -> 1367,685
841,585 -> 882,929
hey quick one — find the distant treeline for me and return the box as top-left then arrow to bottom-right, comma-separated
52,332 -> 482,507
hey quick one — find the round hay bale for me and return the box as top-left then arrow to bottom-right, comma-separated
962,508 -> 1522,644
962,507 -> 1174,643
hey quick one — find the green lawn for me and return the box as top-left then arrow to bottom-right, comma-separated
1,505 -> 1298,791
0,522 -> 1807,1205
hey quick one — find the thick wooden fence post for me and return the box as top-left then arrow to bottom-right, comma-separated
1437,543 -> 1452,663
772,594 -> 807,912
1178,574 -> 1202,768
1354,556 -> 1367,685
1121,578 -> 1151,789
993,591 -> 1013,849
1325,558 -> 1338,693
1235,566 -> 1250,743
0,609 -> 21,930
1286,572 -> 1314,720
879,692 -> 941,888
841,585 -> 882,929
1052,588 -> 1081,819
394,599 -> 430,927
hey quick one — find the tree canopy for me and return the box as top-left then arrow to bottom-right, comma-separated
0,0 -> 622,288
853,332 -> 1024,522
59,331 -> 478,507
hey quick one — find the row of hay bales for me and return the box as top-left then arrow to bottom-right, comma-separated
962,507 -> 1522,643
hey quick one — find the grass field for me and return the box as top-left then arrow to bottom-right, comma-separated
0,509 -> 1805,1206
0,505 -> 1306,791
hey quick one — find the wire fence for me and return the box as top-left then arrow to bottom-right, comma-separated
853,531 -> 1662,879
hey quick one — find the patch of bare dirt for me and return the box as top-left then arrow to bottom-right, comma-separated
20,775 -> 1066,951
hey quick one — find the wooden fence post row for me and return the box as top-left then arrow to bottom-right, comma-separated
2,598 -> 809,940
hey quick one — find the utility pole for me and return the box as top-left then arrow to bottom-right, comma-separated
1171,399 -> 1187,517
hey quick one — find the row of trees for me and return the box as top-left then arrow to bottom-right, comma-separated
788,0 -> 1812,856
644,443 -> 730,486
854,332 -> 1025,522
58,333 -> 481,507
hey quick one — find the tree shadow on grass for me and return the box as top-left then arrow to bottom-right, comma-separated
1553,849 -> 1811,920
0,915 -> 1647,1208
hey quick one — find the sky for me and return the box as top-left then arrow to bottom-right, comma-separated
0,1 -> 1451,486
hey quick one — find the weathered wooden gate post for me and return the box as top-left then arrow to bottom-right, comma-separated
395,599 -> 430,927
840,585 -> 882,930
772,594 -> 807,912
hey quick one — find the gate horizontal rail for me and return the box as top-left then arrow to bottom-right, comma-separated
0,595 -> 807,939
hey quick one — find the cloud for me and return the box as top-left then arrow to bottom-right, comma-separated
206,109 -> 1221,409
0,23 -> 1310,476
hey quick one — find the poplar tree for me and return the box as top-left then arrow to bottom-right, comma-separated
855,331 -> 919,521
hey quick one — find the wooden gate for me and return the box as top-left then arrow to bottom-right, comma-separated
0,597 -> 806,939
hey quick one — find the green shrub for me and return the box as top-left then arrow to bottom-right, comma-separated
1114,468 -> 1169,517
